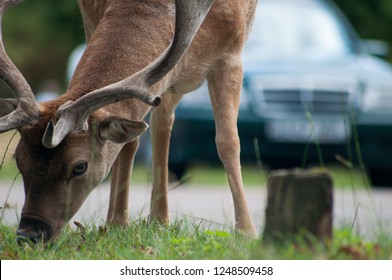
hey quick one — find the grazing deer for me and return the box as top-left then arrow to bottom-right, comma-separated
0,0 -> 258,243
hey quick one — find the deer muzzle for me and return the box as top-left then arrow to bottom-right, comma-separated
16,216 -> 53,244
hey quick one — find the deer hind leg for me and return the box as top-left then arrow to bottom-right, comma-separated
149,93 -> 182,224
207,57 -> 258,237
107,139 -> 139,226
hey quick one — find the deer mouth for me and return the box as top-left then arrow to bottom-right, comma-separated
16,215 -> 54,244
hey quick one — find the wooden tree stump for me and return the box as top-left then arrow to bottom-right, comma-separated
263,169 -> 333,242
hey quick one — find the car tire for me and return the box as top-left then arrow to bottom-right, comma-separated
368,168 -> 392,187
168,163 -> 187,181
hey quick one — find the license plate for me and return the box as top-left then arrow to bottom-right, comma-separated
265,120 -> 350,143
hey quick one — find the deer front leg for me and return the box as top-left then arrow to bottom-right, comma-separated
208,57 -> 258,238
107,139 -> 139,226
149,93 -> 182,224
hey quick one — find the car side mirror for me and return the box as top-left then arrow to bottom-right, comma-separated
361,39 -> 390,58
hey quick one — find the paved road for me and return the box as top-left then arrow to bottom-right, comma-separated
1,181 -> 391,238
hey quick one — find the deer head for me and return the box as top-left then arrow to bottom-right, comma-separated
0,0 -> 215,243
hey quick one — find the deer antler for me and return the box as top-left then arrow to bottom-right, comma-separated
42,0 -> 216,148
0,0 -> 39,132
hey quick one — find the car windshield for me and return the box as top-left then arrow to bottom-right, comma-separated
244,0 -> 354,61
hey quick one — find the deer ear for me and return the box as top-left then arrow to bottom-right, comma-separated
0,98 -> 18,117
98,117 -> 148,143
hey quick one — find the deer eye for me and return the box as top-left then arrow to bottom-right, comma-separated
72,162 -> 88,176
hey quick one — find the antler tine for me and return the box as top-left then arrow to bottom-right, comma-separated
0,0 -> 39,132
144,0 -> 217,86
44,0 -> 216,148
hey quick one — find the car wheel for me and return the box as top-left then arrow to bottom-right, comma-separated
168,163 -> 187,181
367,168 -> 392,187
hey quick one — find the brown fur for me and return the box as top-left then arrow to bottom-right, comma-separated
7,0 -> 259,241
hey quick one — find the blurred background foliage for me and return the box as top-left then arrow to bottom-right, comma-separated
1,0 -> 82,97
334,0 -> 392,59
0,0 -> 392,97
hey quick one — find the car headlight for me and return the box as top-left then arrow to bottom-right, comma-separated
362,84 -> 392,112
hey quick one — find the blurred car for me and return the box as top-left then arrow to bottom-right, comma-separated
168,0 -> 392,186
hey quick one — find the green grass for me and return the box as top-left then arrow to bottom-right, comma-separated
0,161 -> 18,181
0,220 -> 391,260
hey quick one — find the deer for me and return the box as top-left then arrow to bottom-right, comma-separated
0,0 -> 258,243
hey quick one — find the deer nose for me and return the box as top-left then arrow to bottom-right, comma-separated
16,217 -> 53,244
